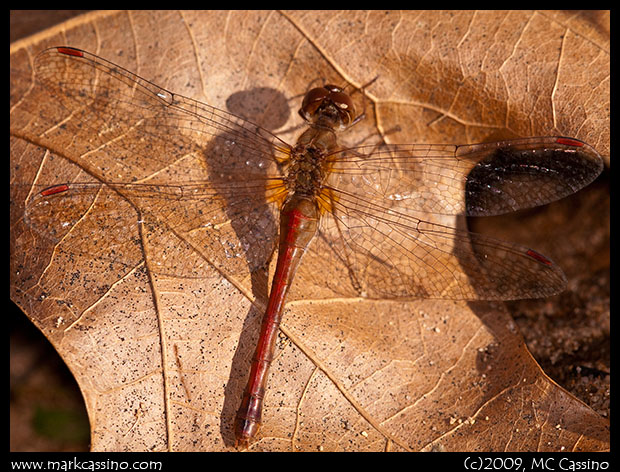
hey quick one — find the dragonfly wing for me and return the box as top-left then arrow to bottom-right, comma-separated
25,180 -> 281,279
327,137 -> 603,217
303,189 -> 566,301
33,47 -> 293,182
25,47 -> 291,277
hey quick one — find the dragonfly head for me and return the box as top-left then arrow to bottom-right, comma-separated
299,85 -> 356,130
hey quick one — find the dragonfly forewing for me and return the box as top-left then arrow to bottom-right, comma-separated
326,137 -> 603,217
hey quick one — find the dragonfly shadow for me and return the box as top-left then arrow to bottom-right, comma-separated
202,86 -> 291,445
455,144 -> 585,430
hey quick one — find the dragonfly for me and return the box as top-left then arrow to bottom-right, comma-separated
24,46 -> 603,448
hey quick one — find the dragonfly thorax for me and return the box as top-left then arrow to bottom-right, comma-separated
286,122 -> 338,199
286,147 -> 327,198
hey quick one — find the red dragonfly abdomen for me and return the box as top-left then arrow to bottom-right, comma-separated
234,194 -> 319,447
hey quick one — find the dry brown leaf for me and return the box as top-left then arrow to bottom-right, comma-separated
10,10 -> 609,452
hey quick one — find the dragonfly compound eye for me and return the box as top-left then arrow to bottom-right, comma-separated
327,90 -> 356,127
300,87 -> 331,121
